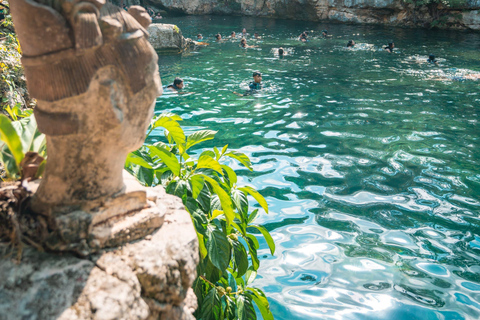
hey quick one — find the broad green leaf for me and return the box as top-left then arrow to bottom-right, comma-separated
222,165 -> 237,187
225,151 -> 253,171
201,287 -> 223,320
245,235 -> 259,270
152,116 -> 186,153
11,116 -> 46,155
191,208 -> 207,236
207,225 -> 231,272
210,194 -> 222,212
197,232 -> 208,259
213,146 -> 220,160
246,234 -> 260,250
148,145 -> 180,176
199,150 -> 216,159
221,144 -> 228,156
210,209 -> 224,220
0,114 -> 23,170
232,189 -> 248,218
250,225 -> 275,255
190,175 -> 204,199
185,130 -> 217,150
201,175 -> 235,225
225,295 -> 236,319
247,209 -> 259,224
231,221 -> 246,237
126,153 -> 153,169
237,294 -> 257,320
239,186 -> 268,213
232,239 -> 248,277
245,267 -> 257,285
154,112 -> 183,122
197,155 -> 223,174
166,179 -> 188,199
246,288 -> 274,320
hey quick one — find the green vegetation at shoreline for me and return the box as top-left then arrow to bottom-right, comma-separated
126,113 -> 275,320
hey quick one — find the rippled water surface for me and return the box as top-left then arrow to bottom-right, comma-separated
153,16 -> 480,320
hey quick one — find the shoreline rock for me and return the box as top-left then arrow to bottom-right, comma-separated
147,0 -> 480,31
0,185 -> 199,320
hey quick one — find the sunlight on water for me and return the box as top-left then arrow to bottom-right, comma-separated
154,16 -> 480,320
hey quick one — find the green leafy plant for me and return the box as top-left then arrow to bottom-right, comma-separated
125,113 -> 275,319
0,114 -> 46,180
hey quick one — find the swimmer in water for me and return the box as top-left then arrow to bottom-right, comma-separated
230,31 -> 236,39
298,32 -> 308,42
197,34 -> 203,40
347,40 -> 355,48
385,41 -> 395,53
240,38 -> 258,48
233,71 -> 263,96
166,77 -> 184,92
241,28 -> 249,37
427,54 -> 438,65
278,47 -> 285,57
254,32 -> 261,39
322,30 -> 329,39
215,33 -> 223,41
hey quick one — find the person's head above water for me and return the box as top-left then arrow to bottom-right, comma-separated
215,33 -> 222,40
242,28 -> 247,34
254,32 -> 260,39
322,30 -> 328,36
253,71 -> 262,83
428,54 -> 436,61
347,40 -> 355,47
388,41 -> 394,48
173,77 -> 184,89
278,47 -> 285,56
197,34 -> 203,40
231,31 -> 236,37
240,38 -> 247,47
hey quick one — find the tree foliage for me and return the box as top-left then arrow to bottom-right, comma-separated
126,113 -> 275,319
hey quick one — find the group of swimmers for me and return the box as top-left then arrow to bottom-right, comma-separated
165,27 -> 479,92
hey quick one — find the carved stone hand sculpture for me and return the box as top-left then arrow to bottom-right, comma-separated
10,0 -> 165,254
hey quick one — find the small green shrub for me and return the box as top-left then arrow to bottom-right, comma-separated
126,113 -> 275,319
0,114 -> 46,180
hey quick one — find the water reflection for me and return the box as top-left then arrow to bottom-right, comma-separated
155,16 -> 480,320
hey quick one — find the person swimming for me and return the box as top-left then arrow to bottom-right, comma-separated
197,34 -> 203,40
215,33 -> 223,41
347,40 -> 355,48
322,30 -> 328,39
299,32 -> 308,42
166,77 -> 184,91
278,47 -> 285,57
230,31 -> 236,38
427,54 -> 438,64
240,38 -> 258,48
254,32 -> 261,39
385,41 -> 395,53
241,28 -> 249,37
249,71 -> 263,91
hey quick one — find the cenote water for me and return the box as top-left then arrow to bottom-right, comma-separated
152,16 -> 480,320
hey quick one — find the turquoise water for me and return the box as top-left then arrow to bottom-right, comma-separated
153,16 -> 480,320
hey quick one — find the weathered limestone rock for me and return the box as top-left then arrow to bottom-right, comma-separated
148,23 -> 187,53
463,10 -> 480,30
0,188 -> 198,320
149,0 -> 480,30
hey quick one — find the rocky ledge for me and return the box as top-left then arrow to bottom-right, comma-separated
0,186 -> 198,320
